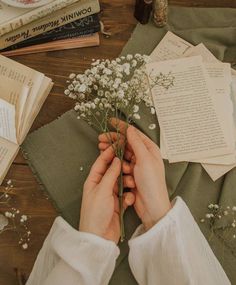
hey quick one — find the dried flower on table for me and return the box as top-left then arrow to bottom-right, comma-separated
0,180 -> 31,250
200,203 -> 236,257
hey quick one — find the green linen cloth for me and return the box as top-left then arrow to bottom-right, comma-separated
22,6 -> 236,284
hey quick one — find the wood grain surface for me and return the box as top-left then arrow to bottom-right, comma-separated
0,1 -> 235,284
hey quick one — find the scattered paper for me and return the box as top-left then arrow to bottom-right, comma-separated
147,55 -> 234,163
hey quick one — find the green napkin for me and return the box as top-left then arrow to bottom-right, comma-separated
22,6 -> 236,284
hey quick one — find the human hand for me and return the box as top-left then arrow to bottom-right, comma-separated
98,119 -> 171,231
79,146 -> 135,244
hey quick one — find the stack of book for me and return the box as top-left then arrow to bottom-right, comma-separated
0,0 -> 101,56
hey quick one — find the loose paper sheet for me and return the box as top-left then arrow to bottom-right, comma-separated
150,32 -> 236,179
150,31 -> 193,61
160,62 -> 235,165
147,55 -> 233,162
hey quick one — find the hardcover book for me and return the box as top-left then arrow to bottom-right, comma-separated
1,33 -> 100,56
0,0 -> 80,36
3,14 -> 100,51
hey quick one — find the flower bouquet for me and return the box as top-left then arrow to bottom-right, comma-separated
65,54 -> 162,241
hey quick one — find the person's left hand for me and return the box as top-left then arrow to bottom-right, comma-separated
79,146 -> 135,244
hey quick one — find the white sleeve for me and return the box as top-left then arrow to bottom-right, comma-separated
128,196 -> 231,285
26,217 -> 120,285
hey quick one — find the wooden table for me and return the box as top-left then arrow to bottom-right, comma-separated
0,0 -> 235,284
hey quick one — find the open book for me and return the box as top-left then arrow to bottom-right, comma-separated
0,55 -> 53,184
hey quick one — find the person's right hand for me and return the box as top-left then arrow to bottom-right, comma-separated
98,119 -> 171,231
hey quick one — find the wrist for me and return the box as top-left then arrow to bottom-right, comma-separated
143,202 -> 172,231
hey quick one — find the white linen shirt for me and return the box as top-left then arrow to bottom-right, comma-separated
26,197 -> 231,285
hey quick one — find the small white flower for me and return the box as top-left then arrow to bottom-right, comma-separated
200,219 -> 205,223
126,54 -> 133,60
205,214 -> 212,219
232,206 -> 236,211
0,214 -> 8,230
21,215 -> 27,221
233,235 -> 236,239
208,204 -> 214,209
7,180 -> 12,185
213,204 -> 219,210
69,73 -> 76,79
148,124 -> 156,130
80,166 -> 84,171
133,113 -> 141,120
117,90 -> 125,99
232,223 -> 236,228
223,211 -> 228,216
78,84 -> 87,93
132,59 -> 137,67
150,107 -> 156,115
22,243 -> 28,250
133,105 -> 139,113
68,84 -> 74,91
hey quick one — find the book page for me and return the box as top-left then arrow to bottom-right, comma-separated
19,77 -> 53,144
0,99 -> 17,143
150,31 -> 193,61
0,137 -> 19,184
0,76 -> 30,131
160,62 -> 235,165
0,55 -> 44,141
202,75 -> 236,180
147,56 -> 233,162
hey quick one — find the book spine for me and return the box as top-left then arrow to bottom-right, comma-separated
4,26 -> 100,51
0,0 -> 100,50
17,14 -> 100,46
0,0 -> 81,37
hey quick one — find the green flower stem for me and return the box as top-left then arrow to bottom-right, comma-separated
119,168 -> 125,242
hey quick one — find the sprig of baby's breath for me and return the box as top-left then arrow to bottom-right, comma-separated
65,54 -> 175,241
65,54 -> 156,241
0,180 -> 31,250
201,203 -> 236,257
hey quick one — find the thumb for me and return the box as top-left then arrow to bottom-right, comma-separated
100,157 -> 121,192
127,127 -> 148,161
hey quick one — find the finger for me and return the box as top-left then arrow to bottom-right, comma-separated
122,160 -> 133,174
110,118 -> 160,158
123,192 -> 135,210
109,118 -> 129,135
127,127 -> 148,162
98,132 -> 125,144
123,175 -> 136,188
113,182 -> 119,195
85,146 -> 115,189
124,149 -> 134,161
98,142 -> 110,150
100,157 -> 121,191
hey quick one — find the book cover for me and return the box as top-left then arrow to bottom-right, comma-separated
0,0 -> 100,49
3,14 -> 100,51
1,33 -> 100,56
0,0 -> 81,36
